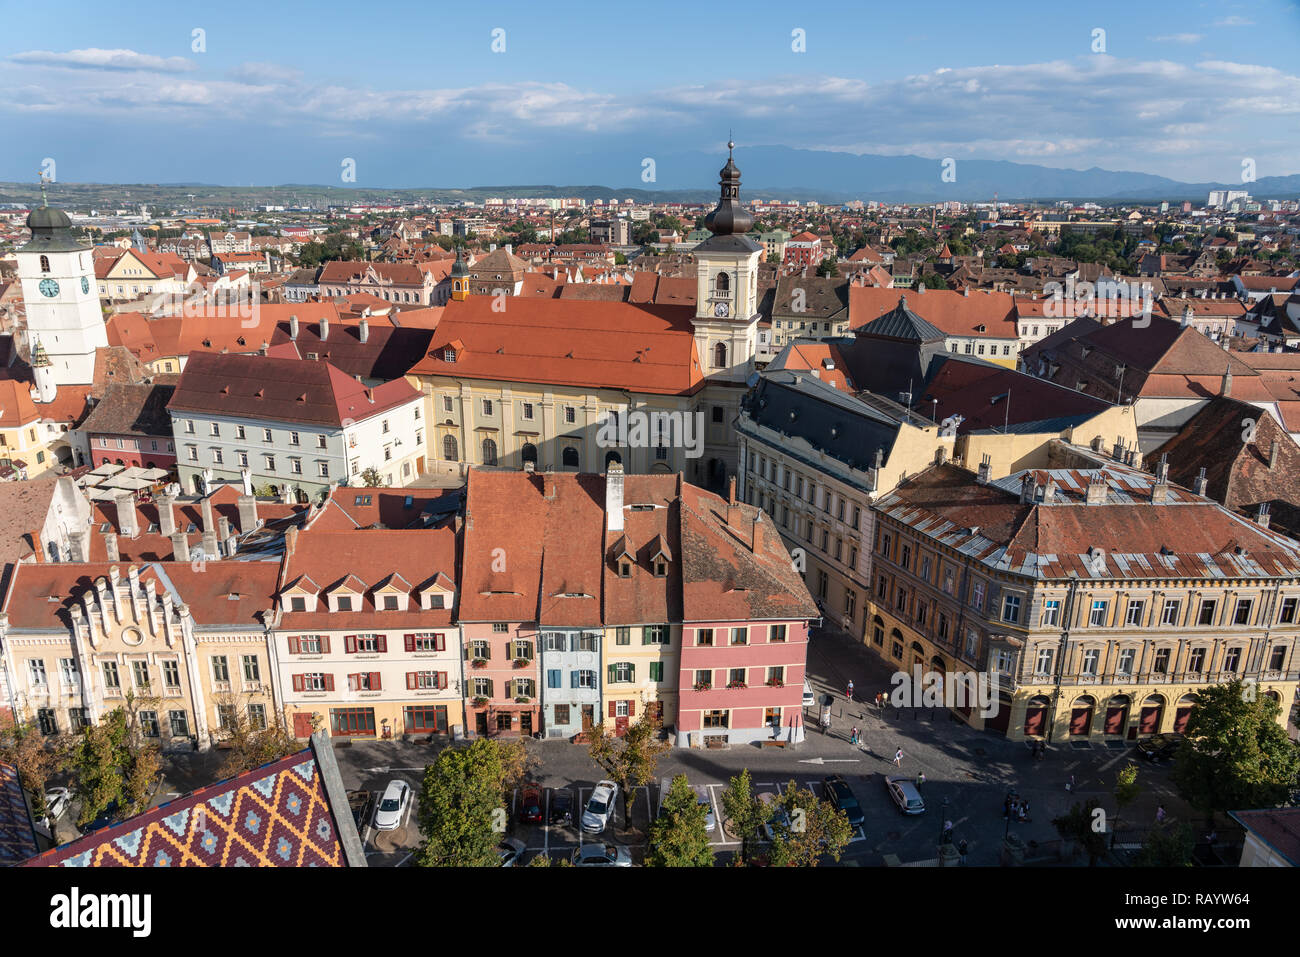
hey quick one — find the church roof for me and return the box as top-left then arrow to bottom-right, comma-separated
22,203 -> 87,254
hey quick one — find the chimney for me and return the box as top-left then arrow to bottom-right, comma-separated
202,526 -> 219,562
156,493 -> 176,537
1194,466 -> 1208,496
977,453 -> 991,484
171,531 -> 190,562
1270,441 -> 1278,469
1256,501 -> 1271,528
1019,472 -> 1036,503
1221,364 -> 1232,397
359,318 -> 369,343
115,491 -> 139,539
225,534 -> 239,557
201,495 -> 216,537
104,531 -> 119,562
1155,452 -> 1169,485
237,494 -> 260,532
1085,473 -> 1108,504
606,462 -> 624,532
285,525 -> 298,558
217,515 -> 232,542
320,315 -> 329,341
289,314 -> 299,339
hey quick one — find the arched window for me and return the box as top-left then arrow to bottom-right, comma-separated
40,255 -> 50,274
562,446 -> 580,469
443,435 -> 459,461
714,271 -> 730,293
481,437 -> 498,466
713,342 -> 727,368
521,442 -> 538,464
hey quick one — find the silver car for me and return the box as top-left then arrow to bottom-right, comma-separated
572,843 -> 633,866
581,780 -> 618,833
657,778 -> 717,832
885,775 -> 926,815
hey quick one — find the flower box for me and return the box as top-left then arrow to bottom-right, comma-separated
727,681 -> 748,690
513,658 -> 532,668
692,682 -> 712,692
514,696 -> 531,704
472,696 -> 489,706
471,658 -> 488,668
765,679 -> 784,688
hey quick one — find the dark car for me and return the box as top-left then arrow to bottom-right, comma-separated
81,801 -> 119,835
346,790 -> 374,832
518,786 -> 544,824
822,774 -> 865,830
548,789 -> 574,826
1136,733 -> 1184,763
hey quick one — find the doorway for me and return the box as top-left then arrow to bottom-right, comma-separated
475,712 -> 488,737
581,705 -> 594,732
520,712 -> 533,736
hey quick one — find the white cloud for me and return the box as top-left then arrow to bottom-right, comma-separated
9,48 -> 195,72
1150,33 -> 1203,44
1214,16 -> 1254,26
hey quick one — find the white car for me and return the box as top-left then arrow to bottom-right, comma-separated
581,780 -> 618,833
803,679 -> 816,708
35,786 -> 71,835
373,779 -> 411,830
885,776 -> 926,815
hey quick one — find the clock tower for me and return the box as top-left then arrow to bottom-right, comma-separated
692,142 -> 762,384
16,194 -> 107,386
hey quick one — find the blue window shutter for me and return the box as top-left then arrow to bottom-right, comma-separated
571,670 -> 580,688
548,669 -> 560,689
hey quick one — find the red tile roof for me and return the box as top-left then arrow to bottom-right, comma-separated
851,286 -> 1017,338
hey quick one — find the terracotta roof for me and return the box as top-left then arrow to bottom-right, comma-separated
0,378 -> 39,427
0,764 -> 37,867
850,286 -> 1017,338
770,341 -> 857,392
106,303 -> 340,362
167,352 -> 419,428
306,487 -> 457,531
267,318 -> 436,382
23,745 -> 356,867
0,475 -> 63,564
603,474 -> 683,625
407,295 -> 704,396
78,383 -> 175,437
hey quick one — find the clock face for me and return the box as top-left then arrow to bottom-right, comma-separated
714,301 -> 729,318
39,278 -> 59,298
81,276 -> 90,295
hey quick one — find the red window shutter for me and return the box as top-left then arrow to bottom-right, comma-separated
609,701 -> 617,718
324,674 -> 335,691
345,635 -> 356,654
320,635 -> 331,654
377,635 -> 387,653
435,633 -> 445,651
404,634 -> 415,652
628,700 -> 635,716
288,636 -> 300,654
406,672 -> 415,690
371,672 -> 381,690
438,672 -> 447,689
292,674 -> 304,692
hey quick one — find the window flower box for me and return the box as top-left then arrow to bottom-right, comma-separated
765,678 -> 784,688
693,682 -> 712,692
513,658 -> 531,668
472,696 -> 489,707
727,681 -> 748,690
514,696 -> 531,704
471,658 -> 488,668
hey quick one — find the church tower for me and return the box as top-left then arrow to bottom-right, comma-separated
691,142 -> 763,384
16,190 -> 108,386
449,246 -> 469,301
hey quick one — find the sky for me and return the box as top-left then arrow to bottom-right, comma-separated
2,0 -> 1298,189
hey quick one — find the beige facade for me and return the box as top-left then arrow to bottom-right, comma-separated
600,623 -> 682,728
957,404 -> 1140,479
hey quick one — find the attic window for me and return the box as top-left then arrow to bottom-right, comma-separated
147,523 -> 158,534
255,388 -> 264,398
629,504 -> 655,512
99,522 -> 111,533
202,339 -> 212,347
653,559 -> 667,577
618,560 -> 632,578
355,494 -> 372,506
186,523 -> 197,534
443,348 -> 456,363
237,337 -> 246,346
306,352 -> 319,360
227,592 -> 240,601
403,495 -> 413,508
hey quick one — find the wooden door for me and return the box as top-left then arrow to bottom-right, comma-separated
475,712 -> 489,737
1069,707 -> 1093,736
1103,706 -> 1126,735
293,712 -> 314,738
1023,706 -> 1046,737
520,712 -> 532,736
581,705 -> 594,732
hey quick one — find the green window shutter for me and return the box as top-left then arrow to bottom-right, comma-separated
608,664 -> 616,683
628,664 -> 636,683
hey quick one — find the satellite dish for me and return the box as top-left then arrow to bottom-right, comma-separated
745,371 -> 760,388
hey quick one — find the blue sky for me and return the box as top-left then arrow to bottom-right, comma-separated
2,0 -> 1298,188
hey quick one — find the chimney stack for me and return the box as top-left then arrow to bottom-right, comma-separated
977,453 -> 991,484
1155,452 -> 1169,485
606,462 -> 624,532
68,530 -> 86,563
1194,466 -> 1208,496
217,515 -> 232,542
114,491 -> 139,539
284,525 -> 298,558
1221,364 -> 1233,397
1085,473 -> 1108,504
1256,501 -> 1271,528
202,526 -> 219,563
289,314 -> 299,339
320,315 -> 329,341
156,492 -> 176,537
201,495 -> 216,538
359,318 -> 369,343
171,531 -> 190,562
103,531 -> 119,563
237,494 -> 259,532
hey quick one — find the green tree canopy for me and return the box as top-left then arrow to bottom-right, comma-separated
646,774 -> 714,867
587,712 -> 671,832
417,739 -> 517,867
719,768 -> 766,864
770,779 -> 852,866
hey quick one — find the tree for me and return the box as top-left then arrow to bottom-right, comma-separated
1171,680 -> 1300,819
416,739 -> 515,867
1052,799 -> 1108,865
919,273 -> 949,289
769,779 -> 852,866
359,467 -> 383,487
586,711 -> 670,833
212,699 -> 310,778
613,251 -> 628,265
1133,821 -> 1195,866
1111,762 -> 1141,847
646,774 -> 714,867
0,717 -> 66,819
816,257 -> 840,277
65,698 -> 162,828
720,768 -> 766,864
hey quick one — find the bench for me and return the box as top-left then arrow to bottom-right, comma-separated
760,740 -> 787,749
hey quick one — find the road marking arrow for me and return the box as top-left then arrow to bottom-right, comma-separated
797,757 -> 862,765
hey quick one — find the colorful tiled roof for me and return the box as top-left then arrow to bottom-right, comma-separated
24,748 -> 352,867
0,763 -> 38,867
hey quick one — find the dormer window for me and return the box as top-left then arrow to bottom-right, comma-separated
653,559 -> 667,577
290,596 -> 306,612
336,596 -> 353,612
443,347 -> 456,363
619,560 -> 632,578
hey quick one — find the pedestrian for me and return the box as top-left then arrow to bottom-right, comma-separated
958,839 -> 968,864
1065,774 -> 1075,792
916,772 -> 926,787
942,820 -> 953,843
1155,805 -> 1166,824
1019,800 -> 1030,822
893,747 -> 904,767
850,726 -> 860,746
847,679 -> 855,701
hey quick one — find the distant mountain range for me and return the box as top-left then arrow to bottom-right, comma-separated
1,144 -> 1296,208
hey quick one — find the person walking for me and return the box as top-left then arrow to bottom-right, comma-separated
1156,805 -> 1166,824
893,747 -> 904,767
916,772 -> 926,787
958,839 -> 968,864
942,820 -> 954,843
850,726 -> 860,746
846,679 -> 855,702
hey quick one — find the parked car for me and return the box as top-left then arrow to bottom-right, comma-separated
822,774 -> 865,829
572,843 -> 633,867
1136,733 -> 1184,763
81,801 -> 119,835
758,791 -> 791,841
43,787 -> 71,821
548,789 -> 573,826
518,786 -> 544,825
373,779 -> 411,830
497,837 -> 527,867
657,778 -> 717,832
803,679 -> 816,708
581,780 -> 619,833
884,776 -> 926,815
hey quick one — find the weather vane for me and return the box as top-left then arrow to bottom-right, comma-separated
37,169 -> 50,207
